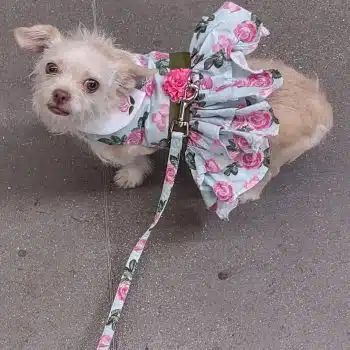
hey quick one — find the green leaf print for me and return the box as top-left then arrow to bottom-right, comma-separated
192,53 -> 205,66
191,47 -> 199,59
204,51 -> 225,70
185,152 -> 196,170
128,259 -> 137,273
155,59 -> 170,76
170,155 -> 179,167
263,148 -> 271,168
135,79 -> 146,90
98,138 -> 114,145
194,14 -> 215,40
106,309 -> 121,330
110,135 -> 124,144
270,69 -> 283,80
224,163 -> 239,176
123,259 -> 137,282
137,111 -> 149,129
207,14 -> 215,21
214,55 -> 224,68
269,108 -> 280,125
227,140 -> 239,152
251,14 -> 262,28
237,125 -> 253,132
204,57 -> 214,70
191,120 -> 199,132
198,93 -> 206,101
157,199 -> 167,213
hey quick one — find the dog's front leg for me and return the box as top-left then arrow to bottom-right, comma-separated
87,140 -> 155,188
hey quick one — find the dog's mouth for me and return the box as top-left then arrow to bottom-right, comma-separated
47,104 -> 70,116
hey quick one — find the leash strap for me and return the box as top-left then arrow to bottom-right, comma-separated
96,131 -> 185,349
97,52 -> 195,349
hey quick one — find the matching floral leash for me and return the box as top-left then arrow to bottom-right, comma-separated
96,78 -> 199,349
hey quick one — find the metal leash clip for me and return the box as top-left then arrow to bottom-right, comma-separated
171,82 -> 199,136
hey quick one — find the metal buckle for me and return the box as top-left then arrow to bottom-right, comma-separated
171,82 -> 199,136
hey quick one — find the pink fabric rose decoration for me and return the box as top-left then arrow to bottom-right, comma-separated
212,34 -> 234,57
142,79 -> 156,97
117,282 -> 130,301
233,135 -> 250,151
133,239 -> 147,252
119,98 -> 131,112
97,335 -> 112,349
152,104 -> 168,132
222,2 -> 241,12
239,152 -> 264,169
247,110 -> 272,130
165,164 -> 176,184
205,158 -> 221,173
213,181 -> 234,202
200,76 -> 213,90
233,20 -> 257,43
163,69 -> 191,103
126,129 -> 144,145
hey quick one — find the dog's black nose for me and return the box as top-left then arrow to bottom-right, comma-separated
52,89 -> 71,105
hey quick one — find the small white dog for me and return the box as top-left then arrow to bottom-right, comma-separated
14,23 -> 333,204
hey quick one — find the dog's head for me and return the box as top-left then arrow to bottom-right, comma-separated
14,25 -> 154,134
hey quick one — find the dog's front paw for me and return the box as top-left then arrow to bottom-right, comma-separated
113,166 -> 145,189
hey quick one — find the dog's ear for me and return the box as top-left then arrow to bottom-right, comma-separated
116,56 -> 156,93
14,25 -> 62,53
123,63 -> 156,89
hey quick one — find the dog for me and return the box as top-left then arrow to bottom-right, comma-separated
14,22 -> 333,206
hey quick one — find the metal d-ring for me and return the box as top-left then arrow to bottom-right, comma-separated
171,83 -> 199,136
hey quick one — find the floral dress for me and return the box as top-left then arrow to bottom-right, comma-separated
85,2 -> 283,219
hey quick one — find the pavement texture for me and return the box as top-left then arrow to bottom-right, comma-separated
1,0 -> 350,349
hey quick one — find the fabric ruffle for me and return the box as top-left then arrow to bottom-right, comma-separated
185,2 -> 283,219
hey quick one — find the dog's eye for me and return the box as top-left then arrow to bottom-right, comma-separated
84,79 -> 100,93
45,62 -> 59,75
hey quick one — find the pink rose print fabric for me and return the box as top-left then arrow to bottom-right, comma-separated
212,34 -> 235,57
142,79 -> 156,97
133,238 -> 147,252
222,2 -> 241,12
119,98 -> 131,112
233,20 -> 257,43
165,164 -> 177,184
205,158 -> 221,173
213,181 -> 234,202
232,71 -> 273,88
117,282 -> 130,302
127,129 -> 144,145
152,104 -> 168,132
